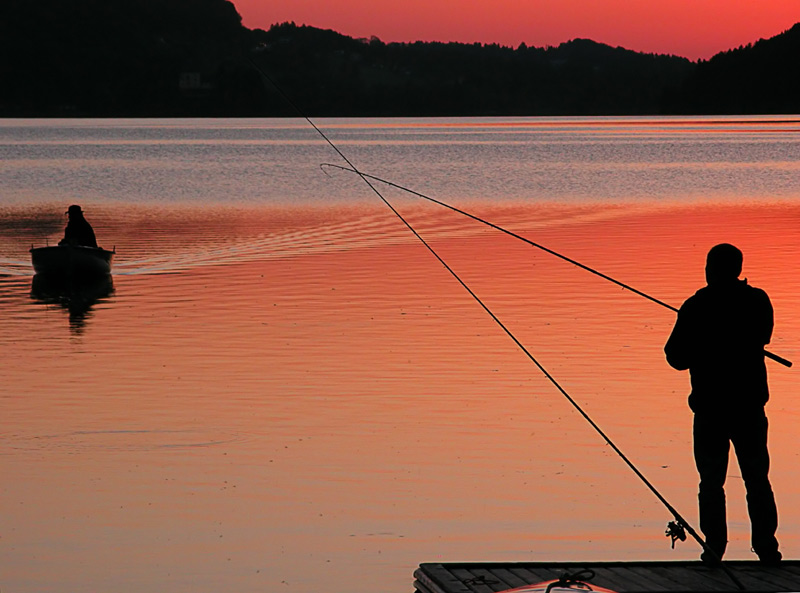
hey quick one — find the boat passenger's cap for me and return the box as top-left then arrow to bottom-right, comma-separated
66,204 -> 83,215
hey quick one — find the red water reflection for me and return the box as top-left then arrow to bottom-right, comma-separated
2,200 -> 799,592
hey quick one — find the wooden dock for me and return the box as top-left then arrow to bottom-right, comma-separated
414,561 -> 800,593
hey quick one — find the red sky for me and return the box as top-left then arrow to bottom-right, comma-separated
231,0 -> 799,61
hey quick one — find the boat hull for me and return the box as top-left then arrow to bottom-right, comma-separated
30,245 -> 114,277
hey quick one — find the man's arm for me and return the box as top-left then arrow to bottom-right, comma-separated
759,289 -> 774,347
665,303 -> 694,371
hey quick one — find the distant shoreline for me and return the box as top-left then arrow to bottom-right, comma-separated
2,0 -> 797,117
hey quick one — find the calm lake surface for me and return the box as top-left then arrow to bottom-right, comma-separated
1,116 -> 800,592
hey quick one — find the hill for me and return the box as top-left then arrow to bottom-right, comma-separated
674,23 -> 800,114
251,24 -> 693,116
0,0 -> 264,116
0,0 -> 796,117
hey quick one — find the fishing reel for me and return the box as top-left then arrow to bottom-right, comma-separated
665,520 -> 687,548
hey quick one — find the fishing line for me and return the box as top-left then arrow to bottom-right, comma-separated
321,162 -> 792,370
249,57 -> 745,590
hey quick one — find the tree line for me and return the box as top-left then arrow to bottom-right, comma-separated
0,0 -> 797,117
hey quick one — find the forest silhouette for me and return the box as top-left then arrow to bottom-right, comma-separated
1,0 -> 798,117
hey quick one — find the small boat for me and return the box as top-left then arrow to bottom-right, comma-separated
30,244 -> 115,278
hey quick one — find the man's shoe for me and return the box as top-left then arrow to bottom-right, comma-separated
700,551 -> 723,566
758,551 -> 782,567
700,542 -> 726,566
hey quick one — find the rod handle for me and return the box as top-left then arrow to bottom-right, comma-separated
766,350 -> 792,368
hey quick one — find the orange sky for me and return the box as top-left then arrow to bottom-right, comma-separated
232,0 -> 799,60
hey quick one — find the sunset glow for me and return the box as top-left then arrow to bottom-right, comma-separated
233,0 -> 799,60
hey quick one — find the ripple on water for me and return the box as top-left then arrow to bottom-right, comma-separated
8,429 -> 244,453
3,200 -> 647,279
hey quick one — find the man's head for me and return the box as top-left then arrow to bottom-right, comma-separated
706,243 -> 743,285
66,204 -> 83,218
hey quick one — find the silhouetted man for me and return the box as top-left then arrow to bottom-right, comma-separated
665,243 -> 781,565
59,204 -> 98,248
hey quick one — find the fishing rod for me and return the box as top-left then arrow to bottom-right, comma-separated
249,57 -> 746,590
321,162 -> 793,370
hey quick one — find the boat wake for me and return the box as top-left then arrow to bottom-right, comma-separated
111,207 -> 496,275
3,201 -> 645,277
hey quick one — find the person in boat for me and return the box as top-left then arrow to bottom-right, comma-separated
664,243 -> 781,566
59,204 -> 98,248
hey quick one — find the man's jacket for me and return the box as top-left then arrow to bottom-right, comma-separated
665,279 -> 772,414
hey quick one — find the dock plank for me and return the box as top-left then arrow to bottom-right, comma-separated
506,565 -> 553,585
616,566 -> 673,591
590,566 -> 646,591
415,561 -> 800,593
449,567 -> 500,593
643,564 -> 722,591
780,565 -> 800,577
491,568 -> 529,589
416,564 -> 471,593
469,567 -> 514,592
413,577 -> 440,593
742,566 -> 800,591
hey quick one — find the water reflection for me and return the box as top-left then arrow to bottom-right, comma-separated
30,273 -> 114,334
2,118 -> 800,593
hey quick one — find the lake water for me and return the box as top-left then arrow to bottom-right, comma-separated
1,116 -> 799,592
